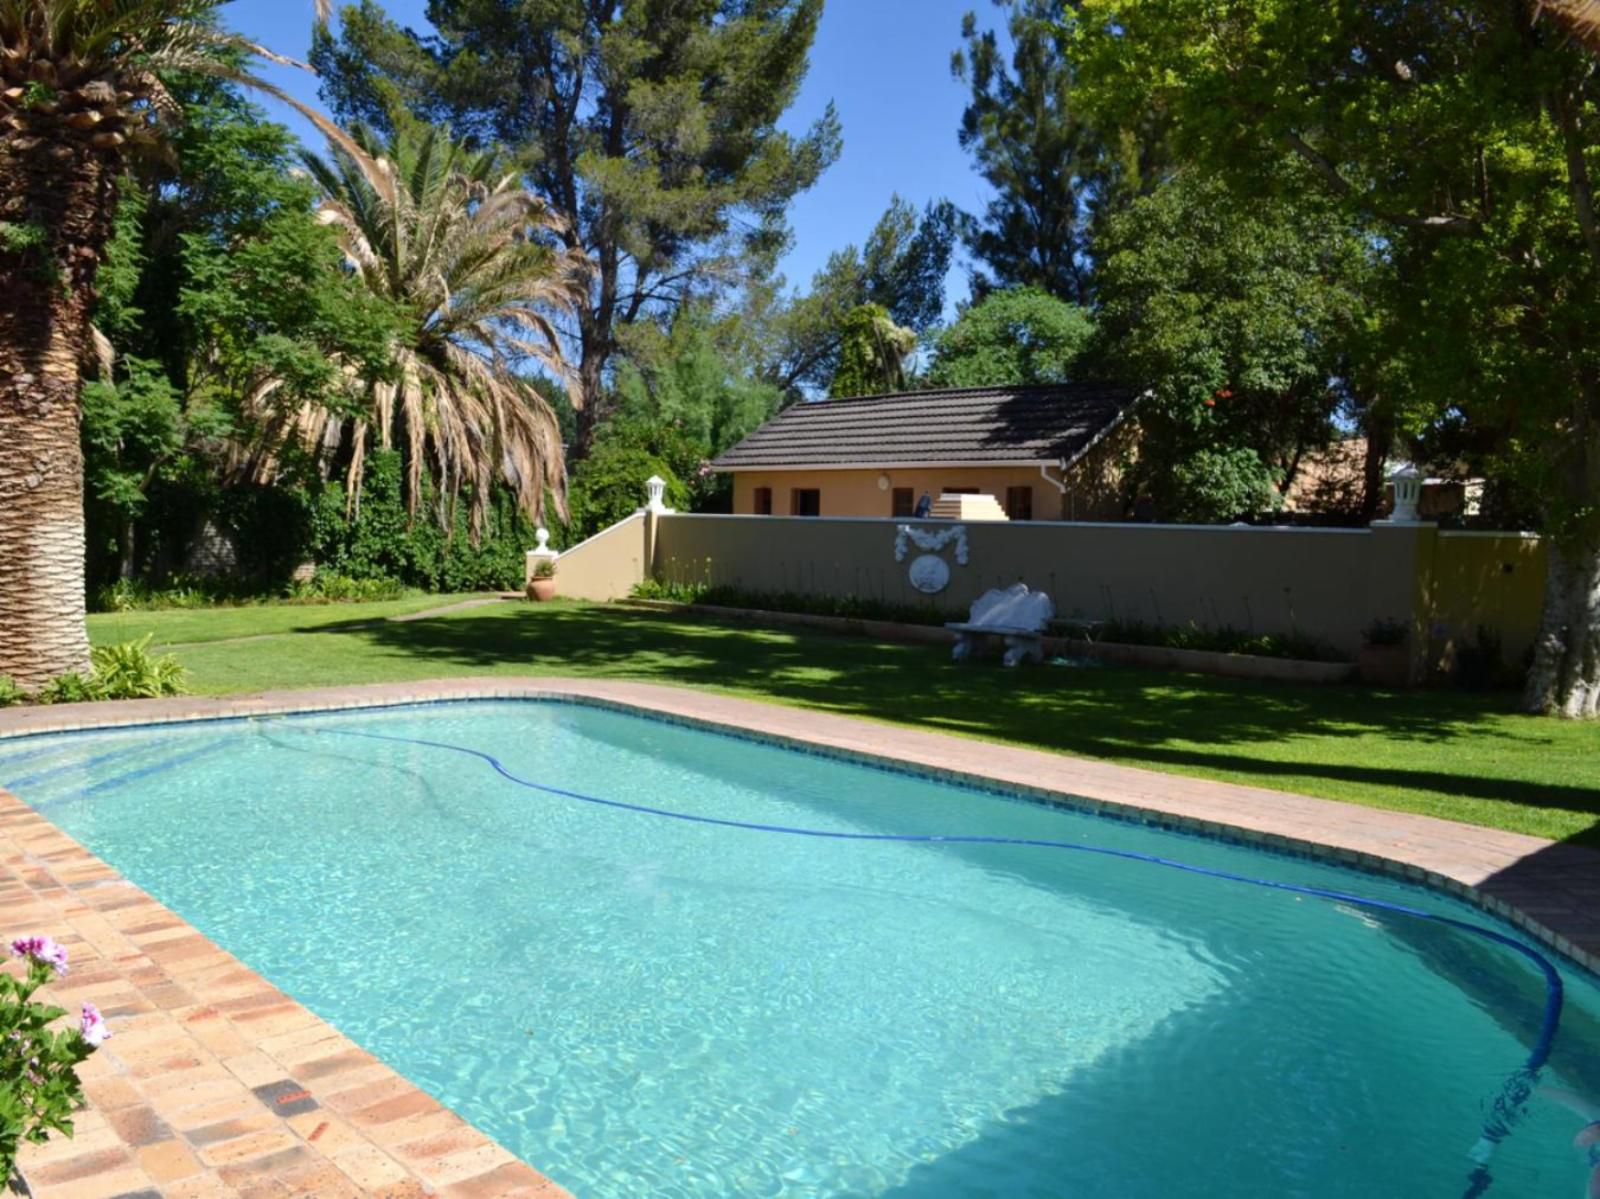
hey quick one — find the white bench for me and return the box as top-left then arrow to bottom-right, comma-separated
947,584 -> 1055,667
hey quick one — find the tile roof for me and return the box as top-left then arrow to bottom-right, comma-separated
711,383 -> 1138,470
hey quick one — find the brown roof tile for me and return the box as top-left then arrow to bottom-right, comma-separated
710,383 -> 1137,470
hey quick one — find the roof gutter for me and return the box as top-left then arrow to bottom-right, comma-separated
709,459 -> 1066,474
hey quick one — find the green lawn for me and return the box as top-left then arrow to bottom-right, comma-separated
87,598 -> 1600,845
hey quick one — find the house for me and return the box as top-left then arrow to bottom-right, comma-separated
711,383 -> 1139,521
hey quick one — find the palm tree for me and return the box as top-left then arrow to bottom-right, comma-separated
0,1 -> 354,687
255,119 -> 590,535
1540,0 -> 1600,54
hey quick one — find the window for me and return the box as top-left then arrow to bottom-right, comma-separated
943,486 -> 979,495
790,488 -> 821,517
891,487 -> 914,518
1005,485 -> 1034,521
752,486 -> 772,515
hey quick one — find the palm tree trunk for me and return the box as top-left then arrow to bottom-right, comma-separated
0,142 -> 114,688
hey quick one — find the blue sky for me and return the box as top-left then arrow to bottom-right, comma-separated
224,0 -> 993,309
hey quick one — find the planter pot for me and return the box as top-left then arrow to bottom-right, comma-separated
526,577 -> 558,602
1359,643 -> 1412,688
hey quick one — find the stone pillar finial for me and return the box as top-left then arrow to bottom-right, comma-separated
644,475 -> 673,514
1387,463 -> 1423,523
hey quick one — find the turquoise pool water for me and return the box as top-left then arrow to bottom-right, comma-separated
1,700 -> 1596,1198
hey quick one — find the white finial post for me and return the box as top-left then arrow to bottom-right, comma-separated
644,475 -> 673,514
1387,464 -> 1423,523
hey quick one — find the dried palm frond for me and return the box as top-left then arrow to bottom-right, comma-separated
250,119 -> 592,532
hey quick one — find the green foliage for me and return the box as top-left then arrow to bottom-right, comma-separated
1095,621 -> 1348,664
1,952 -> 104,1183
1091,170 -> 1369,521
0,220 -> 46,253
308,451 -> 537,593
31,639 -> 188,703
613,304 -> 783,457
88,637 -> 189,699
531,558 -> 556,581
85,82 -> 402,590
630,579 -> 962,627
563,424 -> 703,544
953,0 -> 1145,299
925,287 -> 1094,388
314,0 -> 841,434
285,573 -> 407,604
830,304 -> 916,399
753,196 -> 958,398
0,677 -> 23,708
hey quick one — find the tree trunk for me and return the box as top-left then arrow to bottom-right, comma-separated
1359,404 -> 1392,523
0,141 -> 114,688
1524,536 -> 1600,717
118,517 -> 136,582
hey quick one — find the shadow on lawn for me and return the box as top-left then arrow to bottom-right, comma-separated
335,604 -> 1600,844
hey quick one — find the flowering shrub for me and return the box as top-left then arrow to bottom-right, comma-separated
1,935 -> 110,1184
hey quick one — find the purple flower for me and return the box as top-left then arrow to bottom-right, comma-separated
10,934 -> 68,977
79,1003 -> 110,1048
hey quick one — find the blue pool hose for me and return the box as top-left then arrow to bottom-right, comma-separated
16,720 -> 1563,1195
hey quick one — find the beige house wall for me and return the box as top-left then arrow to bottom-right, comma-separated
727,459 -> 1128,522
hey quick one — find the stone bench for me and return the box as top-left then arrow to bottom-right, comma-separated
947,583 -> 1055,667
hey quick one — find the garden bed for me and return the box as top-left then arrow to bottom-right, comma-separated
620,600 -> 1358,684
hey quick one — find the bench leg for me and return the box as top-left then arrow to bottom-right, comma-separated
952,633 -> 975,662
1002,635 -> 1042,667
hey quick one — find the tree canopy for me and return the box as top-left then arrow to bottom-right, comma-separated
924,286 -> 1093,389
1072,0 -> 1600,712
313,0 -> 840,447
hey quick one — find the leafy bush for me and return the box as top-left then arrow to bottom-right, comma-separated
1095,620 -> 1348,663
285,572 -> 407,603
91,574 -> 261,613
565,439 -> 691,545
89,637 -> 189,699
2,935 -> 111,1182
0,677 -> 24,708
630,580 -> 960,627
34,639 -> 188,705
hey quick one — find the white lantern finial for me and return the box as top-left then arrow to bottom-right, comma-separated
644,475 -> 672,514
1388,463 -> 1423,522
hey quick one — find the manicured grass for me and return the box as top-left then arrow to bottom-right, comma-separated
89,598 -> 1599,844
88,592 -> 493,648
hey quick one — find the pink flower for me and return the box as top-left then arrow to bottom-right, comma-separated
79,1003 -> 110,1048
11,934 -> 68,977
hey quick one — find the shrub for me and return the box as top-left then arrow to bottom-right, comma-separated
34,639 -> 188,705
89,637 -> 188,699
1,935 -> 112,1183
630,580 -> 960,627
0,677 -> 23,708
285,572 -> 407,604
1095,620 -> 1348,663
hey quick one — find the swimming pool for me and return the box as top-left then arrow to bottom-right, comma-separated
1,699 -> 1595,1198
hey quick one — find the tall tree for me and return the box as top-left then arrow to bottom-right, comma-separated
924,286 -> 1093,388
753,195 -> 957,398
279,118 -> 591,534
313,0 -> 840,451
0,0 -> 352,687
1073,0 -> 1600,716
954,0 -> 1099,301
1091,169 -> 1371,522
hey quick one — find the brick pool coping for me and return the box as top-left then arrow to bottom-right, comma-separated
1,678 -> 1596,1197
